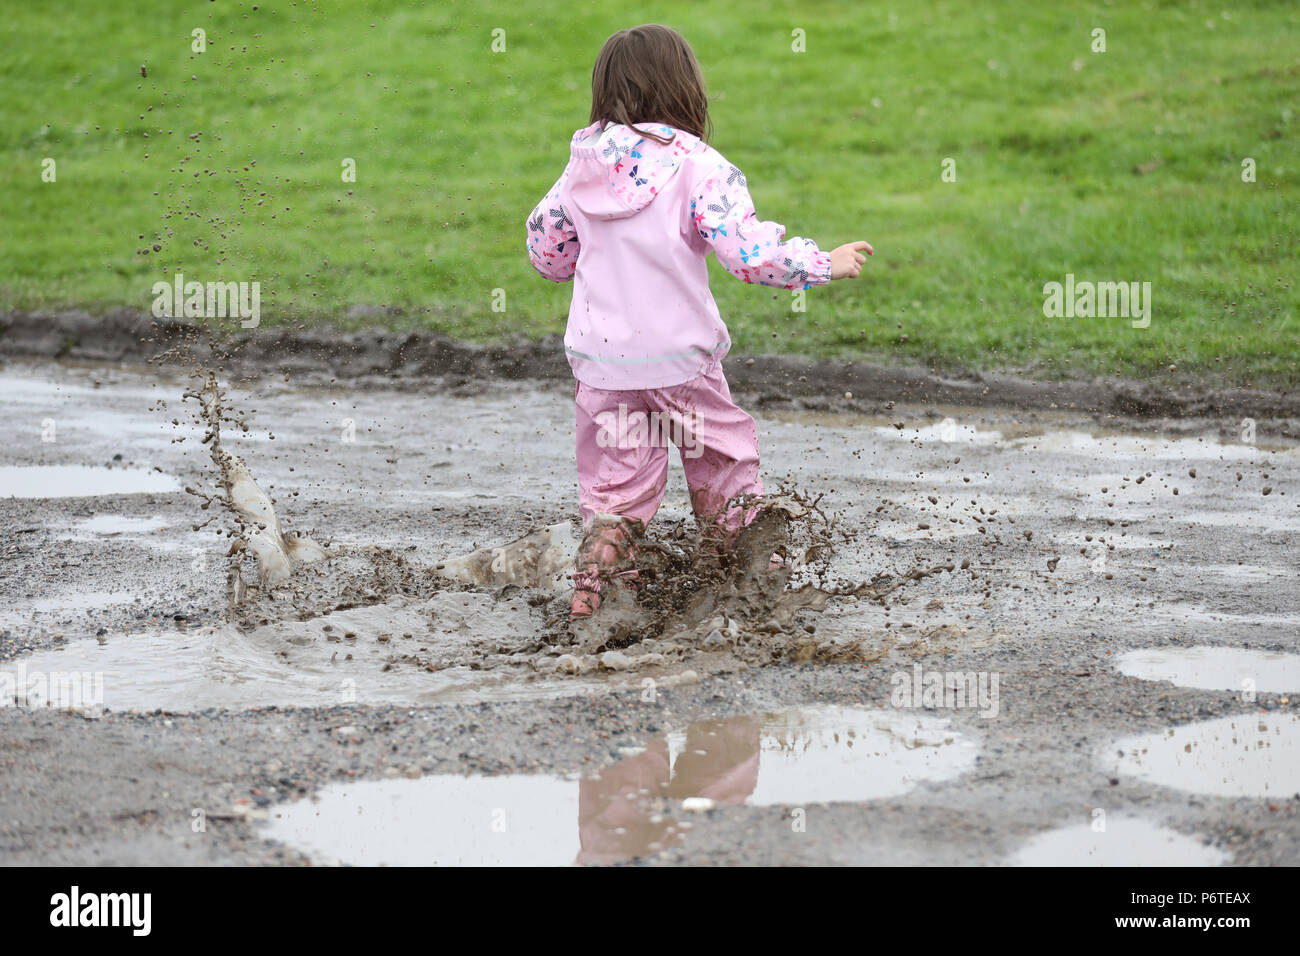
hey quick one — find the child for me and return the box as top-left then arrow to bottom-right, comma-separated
526,24 -> 872,619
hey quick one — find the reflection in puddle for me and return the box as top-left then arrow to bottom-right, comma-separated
266,775 -> 582,866
1009,817 -> 1227,867
1107,714 -> 1300,798
0,465 -> 180,498
1116,646 -> 1300,694
71,515 -> 170,536
262,706 -> 978,865
0,374 -> 273,450
736,706 -> 975,804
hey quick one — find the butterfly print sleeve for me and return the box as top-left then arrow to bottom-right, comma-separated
689,161 -> 832,289
525,166 -> 580,282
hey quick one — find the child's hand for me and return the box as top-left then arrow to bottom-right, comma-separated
829,241 -> 873,279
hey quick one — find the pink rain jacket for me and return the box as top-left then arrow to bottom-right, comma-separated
526,122 -> 833,389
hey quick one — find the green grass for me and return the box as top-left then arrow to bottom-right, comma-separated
1,0 -> 1297,385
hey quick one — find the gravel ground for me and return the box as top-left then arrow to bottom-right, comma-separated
1,358 -> 1296,866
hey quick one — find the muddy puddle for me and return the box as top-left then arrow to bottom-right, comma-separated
6,590 -> 615,710
32,367 -> 947,707
4,362 -> 1297,713
1106,714 -> 1300,798
1146,606 -> 1300,632
1008,817 -> 1226,867
6,544 -> 931,710
259,705 -> 978,865
1116,646 -> 1300,694
67,514 -> 171,537
1,464 -> 181,498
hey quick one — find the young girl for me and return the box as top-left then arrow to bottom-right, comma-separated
526,24 -> 872,619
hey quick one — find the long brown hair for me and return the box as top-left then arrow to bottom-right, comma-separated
589,24 -> 711,145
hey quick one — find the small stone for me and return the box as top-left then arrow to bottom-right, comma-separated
599,650 -> 635,671
702,629 -> 728,650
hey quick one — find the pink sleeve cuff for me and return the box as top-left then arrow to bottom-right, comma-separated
811,251 -> 833,285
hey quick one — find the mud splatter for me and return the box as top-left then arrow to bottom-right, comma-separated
165,354 -> 472,630
435,522 -> 576,591
184,371 -> 328,599
164,356 -> 964,687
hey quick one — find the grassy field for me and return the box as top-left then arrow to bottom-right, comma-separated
1,0 -> 1296,385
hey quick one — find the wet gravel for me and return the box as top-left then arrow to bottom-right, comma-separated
1,359 -> 1297,865
1,663 -> 1295,865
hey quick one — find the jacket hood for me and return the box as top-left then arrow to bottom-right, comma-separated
566,122 -> 703,220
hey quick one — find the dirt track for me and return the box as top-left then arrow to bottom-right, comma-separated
5,308 -> 1299,429
1,340 -> 1297,865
